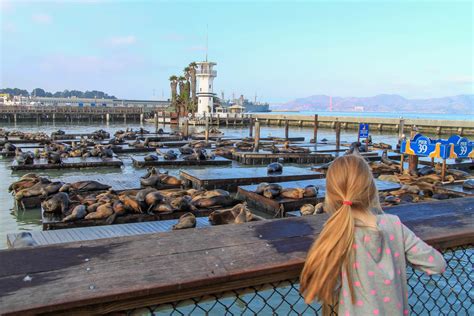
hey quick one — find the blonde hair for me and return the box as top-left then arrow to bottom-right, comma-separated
300,155 -> 381,310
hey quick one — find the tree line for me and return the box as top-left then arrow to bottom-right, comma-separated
0,88 -> 117,99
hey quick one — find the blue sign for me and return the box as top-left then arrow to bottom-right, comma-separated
401,133 -> 473,159
359,123 -> 369,138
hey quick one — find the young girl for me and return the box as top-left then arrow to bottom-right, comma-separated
300,155 -> 446,316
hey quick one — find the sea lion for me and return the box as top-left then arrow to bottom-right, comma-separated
159,175 -> 182,186
314,202 -> 325,214
145,191 -> 165,212
346,142 -> 363,155
208,203 -> 254,225
255,182 -> 270,195
151,202 -> 174,212
262,184 -> 282,199
59,181 -> 111,193
87,202 -> 101,213
15,178 -> 52,200
85,203 -> 114,220
144,154 -> 159,161
135,188 -> 158,210
11,232 -> 38,248
417,166 -> 436,176
169,195 -> 197,212
384,195 -> 400,205
463,179 -> 474,189
41,192 -> 70,215
378,174 -> 400,183
267,162 -> 283,173
47,152 -> 62,164
401,184 -> 420,194
380,150 -> 393,165
280,188 -> 305,199
303,185 -> 318,198
300,204 -> 315,216
164,150 -> 178,160
119,195 -> 142,213
40,181 -> 64,197
62,205 -> 87,222
447,169 -> 471,180
172,213 -> 197,230
179,145 -> 194,155
99,147 -> 113,158
192,194 -> 234,208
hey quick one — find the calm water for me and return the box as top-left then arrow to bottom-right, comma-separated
265,110 -> 474,121
0,119 -> 460,249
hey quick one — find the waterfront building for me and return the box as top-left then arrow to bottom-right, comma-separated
196,61 -> 217,114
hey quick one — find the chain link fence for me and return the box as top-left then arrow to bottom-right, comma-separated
125,245 -> 472,316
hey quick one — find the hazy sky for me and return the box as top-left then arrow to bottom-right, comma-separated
1,0 -> 472,102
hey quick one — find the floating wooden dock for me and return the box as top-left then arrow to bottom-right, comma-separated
136,135 -> 183,142
0,197 -> 471,315
237,178 -> 400,216
11,157 -> 123,171
41,202 -> 235,230
7,217 -> 212,248
180,166 -> 324,191
441,182 -> 474,196
232,151 -> 332,165
110,145 -> 156,154
131,156 -> 232,168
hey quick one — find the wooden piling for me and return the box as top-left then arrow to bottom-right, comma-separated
162,111 -> 166,126
205,117 -> 209,144
398,119 -> 405,139
408,127 -> 419,174
441,159 -> 447,181
335,120 -> 341,151
254,120 -> 261,152
313,114 -> 318,144
154,113 -> 158,133
285,119 -> 289,140
249,117 -> 254,137
184,118 -> 189,139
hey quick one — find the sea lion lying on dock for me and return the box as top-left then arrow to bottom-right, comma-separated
9,173 -> 41,193
63,205 -> 87,222
267,162 -> 283,173
463,179 -> 474,189
172,212 -> 196,230
16,151 -> 35,165
191,189 -> 233,208
208,203 -> 258,225
11,232 -> 38,248
304,185 -> 319,198
59,181 -> 111,193
85,203 -> 114,220
144,154 -> 159,161
42,192 -> 71,215
280,188 -> 305,199
14,177 -> 52,200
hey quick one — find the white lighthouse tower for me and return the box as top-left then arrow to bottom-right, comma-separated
196,61 -> 217,115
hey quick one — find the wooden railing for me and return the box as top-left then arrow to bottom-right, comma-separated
0,105 -> 144,114
0,197 -> 472,315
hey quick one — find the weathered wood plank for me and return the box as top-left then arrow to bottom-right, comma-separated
7,217 -> 212,248
180,166 -> 324,191
11,157 -> 123,171
237,178 -> 400,215
131,156 -> 232,168
0,198 -> 472,315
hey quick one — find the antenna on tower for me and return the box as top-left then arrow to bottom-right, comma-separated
205,24 -> 209,62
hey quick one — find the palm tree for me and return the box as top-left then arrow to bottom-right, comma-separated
169,75 -> 178,105
189,62 -> 198,105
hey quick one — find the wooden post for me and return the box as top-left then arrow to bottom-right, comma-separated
254,120 -> 260,152
313,114 -> 318,143
162,111 -> 166,126
408,127 -> 419,174
399,153 -> 404,173
365,124 -> 370,152
441,159 -> 447,181
398,119 -> 405,139
154,113 -> 158,132
284,119 -> 289,141
249,117 -> 254,137
184,118 -> 189,140
205,117 -> 209,144
335,120 -> 341,151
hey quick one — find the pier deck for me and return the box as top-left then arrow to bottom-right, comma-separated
11,157 -> 123,171
0,198 -> 471,315
7,218 -> 211,248
180,167 -> 324,191
131,156 -> 232,167
237,178 -> 400,216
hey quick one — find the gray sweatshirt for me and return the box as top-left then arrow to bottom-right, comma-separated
338,214 -> 446,316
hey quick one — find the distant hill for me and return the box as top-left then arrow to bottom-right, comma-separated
274,94 -> 474,114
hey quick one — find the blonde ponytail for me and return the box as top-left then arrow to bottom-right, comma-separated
300,155 -> 378,309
